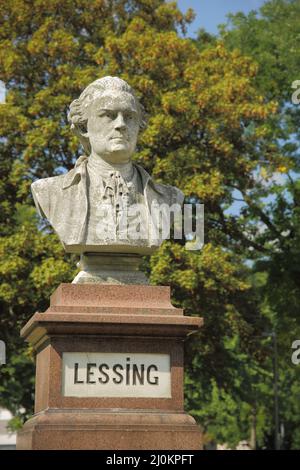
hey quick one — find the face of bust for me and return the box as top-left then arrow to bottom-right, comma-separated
86,91 -> 140,164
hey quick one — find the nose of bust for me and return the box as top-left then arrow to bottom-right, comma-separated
114,112 -> 126,130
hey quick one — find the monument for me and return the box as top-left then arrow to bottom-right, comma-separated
16,77 -> 203,450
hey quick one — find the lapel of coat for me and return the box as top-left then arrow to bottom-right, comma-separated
61,156 -> 88,244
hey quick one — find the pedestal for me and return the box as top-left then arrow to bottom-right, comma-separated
17,283 -> 203,450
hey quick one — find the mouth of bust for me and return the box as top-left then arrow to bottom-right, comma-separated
110,135 -> 127,141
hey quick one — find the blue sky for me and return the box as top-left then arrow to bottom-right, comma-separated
0,81 -> 5,103
177,0 -> 266,36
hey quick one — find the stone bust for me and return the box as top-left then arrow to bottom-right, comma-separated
31,77 -> 184,260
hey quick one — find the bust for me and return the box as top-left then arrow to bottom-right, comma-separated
31,77 -> 184,282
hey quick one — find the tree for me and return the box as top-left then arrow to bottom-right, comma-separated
0,0 -> 195,425
0,0 -> 290,446
219,0 -> 300,448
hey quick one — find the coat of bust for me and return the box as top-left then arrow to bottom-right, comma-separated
31,76 -> 184,255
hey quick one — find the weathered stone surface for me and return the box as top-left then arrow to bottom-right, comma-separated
72,253 -> 149,284
17,410 -> 202,450
31,77 -> 184,262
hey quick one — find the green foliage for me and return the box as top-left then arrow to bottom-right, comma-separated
220,0 -> 300,103
190,378 -> 252,448
0,342 -> 35,424
220,0 -> 300,449
0,0 -> 299,449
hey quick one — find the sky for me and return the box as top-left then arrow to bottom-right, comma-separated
0,81 -> 5,103
177,0 -> 266,36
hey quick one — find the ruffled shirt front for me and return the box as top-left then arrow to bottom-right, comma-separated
86,155 -> 148,244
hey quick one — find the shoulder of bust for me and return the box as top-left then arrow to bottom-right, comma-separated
147,179 -> 184,206
31,175 -> 65,219
31,174 -> 65,193
134,163 -> 184,205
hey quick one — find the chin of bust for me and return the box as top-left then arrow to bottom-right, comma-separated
102,151 -> 132,164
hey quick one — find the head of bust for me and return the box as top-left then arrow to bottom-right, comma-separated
68,77 -> 147,164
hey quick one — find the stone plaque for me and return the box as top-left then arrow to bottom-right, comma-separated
62,352 -> 171,398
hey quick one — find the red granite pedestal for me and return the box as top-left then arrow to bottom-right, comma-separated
16,283 -> 203,450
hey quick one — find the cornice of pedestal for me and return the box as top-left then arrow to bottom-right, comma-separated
20,283 -> 203,350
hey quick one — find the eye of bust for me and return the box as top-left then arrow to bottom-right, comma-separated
108,110 -> 118,120
124,111 -> 135,121
99,109 -> 137,122
99,110 -> 117,120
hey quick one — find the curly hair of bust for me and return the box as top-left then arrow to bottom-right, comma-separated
68,76 -> 147,155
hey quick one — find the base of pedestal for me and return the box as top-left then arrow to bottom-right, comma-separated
17,409 -> 202,450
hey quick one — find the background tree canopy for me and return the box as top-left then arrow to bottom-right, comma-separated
0,0 -> 299,449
